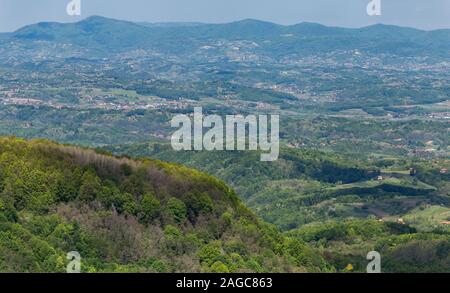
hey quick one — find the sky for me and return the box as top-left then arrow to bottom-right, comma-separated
0,0 -> 449,32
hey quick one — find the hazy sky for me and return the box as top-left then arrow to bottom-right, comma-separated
0,0 -> 449,32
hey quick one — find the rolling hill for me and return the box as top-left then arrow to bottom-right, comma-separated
0,136 -> 331,272
106,142 -> 449,231
3,16 -> 450,58
0,16 -> 449,273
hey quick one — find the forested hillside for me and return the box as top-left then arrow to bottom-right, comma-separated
107,143 -> 449,230
288,219 -> 450,273
107,142 -> 450,272
0,137 -> 330,273
0,137 -> 449,273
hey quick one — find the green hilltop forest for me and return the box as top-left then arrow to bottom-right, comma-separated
0,137 -> 331,273
1,137 -> 449,273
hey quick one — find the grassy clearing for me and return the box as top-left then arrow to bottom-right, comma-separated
403,205 -> 450,232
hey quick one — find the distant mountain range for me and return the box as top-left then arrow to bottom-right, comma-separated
3,15 -> 449,58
